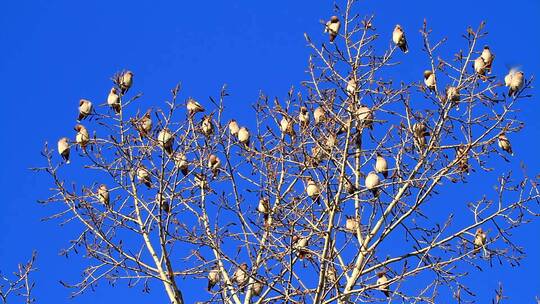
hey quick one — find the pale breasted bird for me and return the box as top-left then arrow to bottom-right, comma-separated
456,145 -> 469,173
57,137 -> 70,164
497,132 -> 513,155
446,86 -> 460,103
480,45 -> 494,73
412,122 -> 430,151
324,16 -> 340,43
505,70 -> 524,97
356,106 -> 373,130
310,145 -> 323,167
298,106 -> 309,128
292,235 -> 309,259
314,107 -> 326,124
306,177 -> 321,203
252,281 -> 263,297
78,99 -> 93,121
201,115 -> 214,137
232,263 -> 249,292
97,184 -> 110,208
376,272 -> 390,298
208,154 -> 221,177
325,263 -> 338,285
344,177 -> 357,195
392,24 -> 408,53
137,166 -> 152,188
423,70 -> 436,92
228,119 -> 240,136
119,70 -> 133,93
174,152 -> 189,175
238,127 -> 250,147
325,133 -> 337,150
473,227 -> 487,256
157,128 -> 174,155
136,110 -> 153,138
74,124 -> 89,152
280,115 -> 295,137
473,56 -> 487,80
375,154 -> 388,179
365,171 -> 380,197
155,193 -> 170,213
186,98 -> 205,116
207,268 -> 220,292
345,216 -> 359,234
257,197 -> 270,225
107,87 -> 121,114
346,77 -> 357,98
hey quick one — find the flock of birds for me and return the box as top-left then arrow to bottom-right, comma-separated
52,15 -> 523,298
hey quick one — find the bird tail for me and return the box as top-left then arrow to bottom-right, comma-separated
207,282 -> 213,292
400,42 -> 408,53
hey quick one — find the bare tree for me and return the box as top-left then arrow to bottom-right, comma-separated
0,252 -> 37,304
38,1 -> 539,303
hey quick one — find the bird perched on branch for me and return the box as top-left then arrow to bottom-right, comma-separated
497,132 -> 513,155
157,128 -> 174,155
376,272 -> 390,297
208,154 -> 221,177
356,106 -> 373,130
238,127 -> 250,147
78,99 -> 92,121
306,177 -> 321,203
232,263 -> 248,292
207,267 -> 219,292
480,45 -> 494,74
135,110 -> 152,139
201,115 -> 214,137
505,70 -> 524,97
292,235 -> 309,259
412,122 -> 430,151
298,106 -> 309,128
346,77 -> 357,98
446,86 -> 460,105
324,16 -> 340,43
365,171 -> 380,197
57,137 -> 70,164
107,87 -> 121,114
423,70 -> 436,92
375,154 -> 388,179
456,145 -> 469,174
314,107 -> 326,124
74,124 -> 89,152
473,56 -> 487,80
97,184 -> 110,208
119,71 -> 133,93
473,227 -> 487,257
228,119 -> 240,136
392,24 -> 408,53
187,98 -> 205,117
257,197 -> 270,226
137,166 -> 152,188
174,152 -> 189,175
345,216 -> 359,234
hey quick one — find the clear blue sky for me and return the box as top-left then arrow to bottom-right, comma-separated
0,0 -> 539,303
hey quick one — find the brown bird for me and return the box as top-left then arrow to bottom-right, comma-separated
57,137 -> 70,164
232,263 -> 249,292
298,106 -> 310,128
365,171 -> 380,197
310,146 -> 323,167
376,272 -> 390,297
456,145 -> 469,173
324,16 -> 340,43
252,281 -> 263,297
423,70 -> 436,92
343,177 -> 357,195
412,122 -> 430,151
480,45 -> 494,73
346,77 -> 357,98
238,127 -> 250,147
257,197 -> 270,225
375,154 -> 388,179
325,263 -> 338,285
292,235 -> 309,259
208,154 -> 221,177
157,128 -> 174,155
306,177 -> 321,202
228,119 -> 240,136
207,268 -> 219,292
446,86 -> 460,104
78,99 -> 93,121
119,70 -> 133,93
505,70 -> 524,97
201,115 -> 214,137
186,98 -> 205,116
314,107 -> 326,124
107,87 -> 121,114
74,124 -> 89,152
97,184 -> 110,207
497,132 -> 513,155
356,106 -> 373,130
473,227 -> 487,256
155,193 -> 170,213
345,216 -> 359,234
280,115 -> 295,137
137,166 -> 152,188
392,24 -> 408,53
136,110 -> 153,138
173,152 -> 189,175
473,56 -> 487,80
194,173 -> 208,190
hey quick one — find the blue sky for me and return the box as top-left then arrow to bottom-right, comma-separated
0,0 -> 539,303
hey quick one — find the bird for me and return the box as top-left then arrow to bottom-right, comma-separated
252,281 -> 263,297
480,45 -> 494,73
186,98 -> 205,116
119,70 -> 133,93
375,154 -> 388,179
325,133 -> 337,150
292,235 -> 309,259
137,166 -> 152,188
423,70 -> 436,92
446,86 -> 460,103
356,106 -> 373,130
344,177 -> 357,195
136,110 -> 153,138
298,106 -> 310,128
456,145 -> 469,173
194,173 -> 208,190
74,124 -> 89,152
473,227 -> 487,256
365,171 -> 380,197
324,16 -> 340,43
325,263 -> 338,285
156,193 -> 170,213
157,128 -> 174,155
473,56 -> 487,80
497,132 -> 513,155
208,154 -> 221,177
107,87 -> 121,114
57,137 -> 70,164
98,184 -> 110,208
306,177 -> 321,202
228,119 -> 240,136
238,127 -> 250,147
392,24 -> 408,53
505,70 -> 524,97
232,263 -> 249,292
346,216 -> 359,234
310,146 -> 323,167
280,115 -> 295,137
207,268 -> 220,292
412,122 -> 430,151
376,272 -> 390,297
200,115 -> 214,137
257,197 -> 270,225
78,99 -> 93,121
173,152 -> 189,175
346,77 -> 357,98
314,107 -> 326,124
